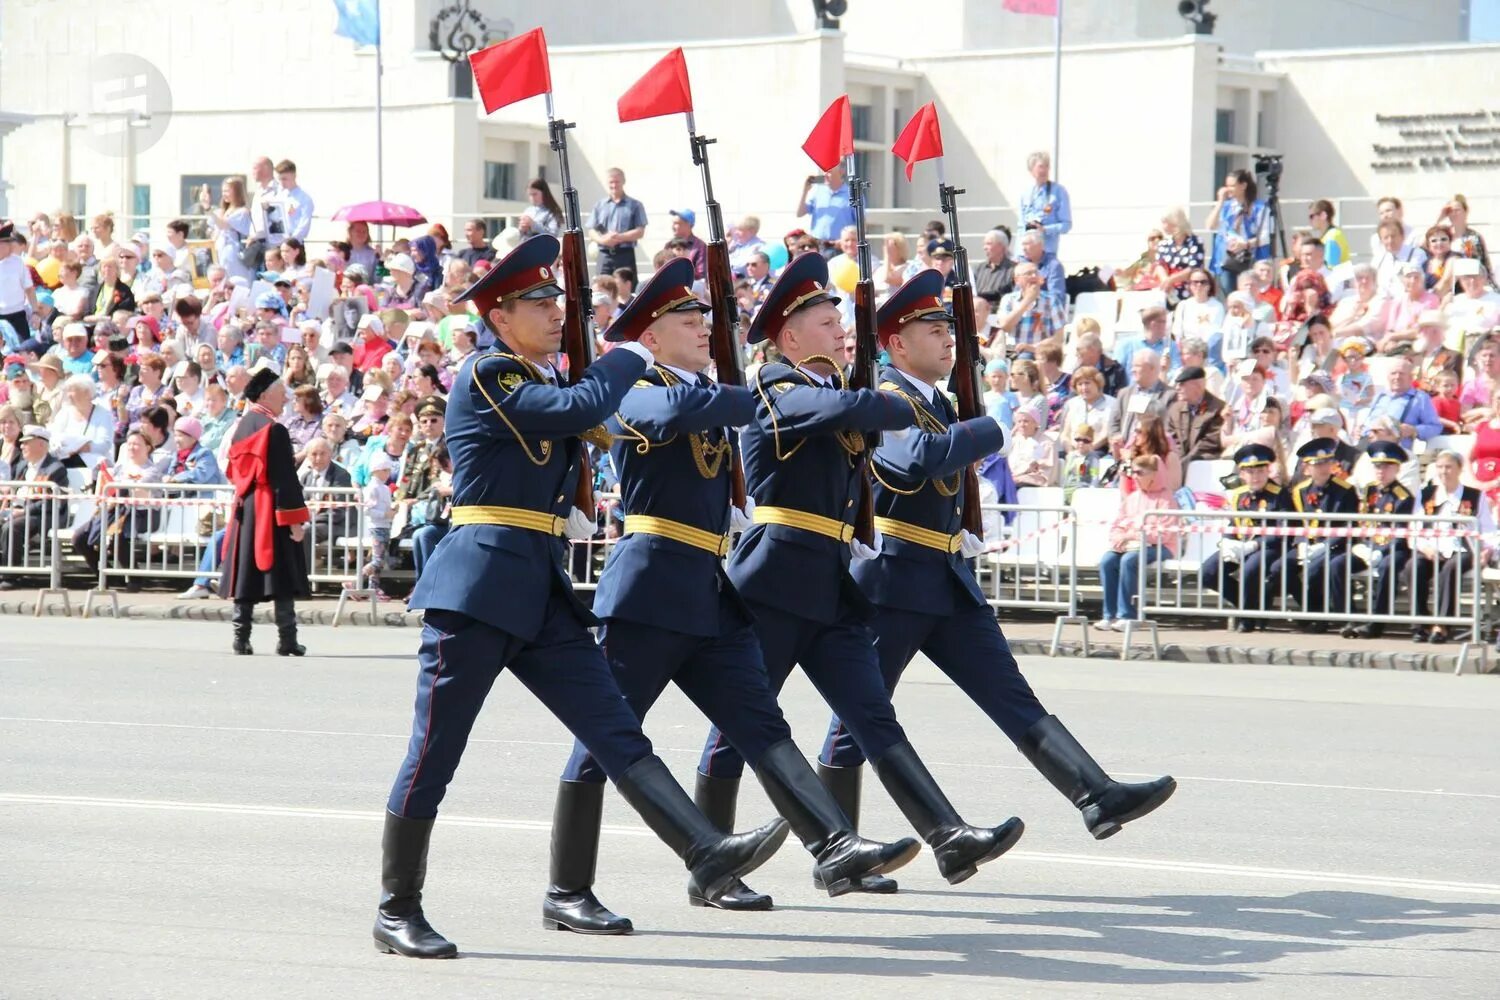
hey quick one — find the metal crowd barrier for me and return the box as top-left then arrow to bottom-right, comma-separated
975,503 -> 1086,655
1134,508 -> 1489,674
0,479 -> 69,615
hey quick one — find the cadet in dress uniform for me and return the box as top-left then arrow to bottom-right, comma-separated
1341,441 -> 1415,639
818,270 -> 1175,894
1268,438 -> 1361,631
1199,444 -> 1289,633
543,259 -> 918,935
220,362 -> 310,656
375,236 -> 789,960
696,252 -> 1024,909
1406,449 -> 1490,643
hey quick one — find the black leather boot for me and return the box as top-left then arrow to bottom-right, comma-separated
372,811 -> 458,958
614,756 -> 789,906
232,601 -> 254,655
873,742 -> 1024,885
1019,715 -> 1176,840
541,780 -> 633,934
690,771 -> 773,910
755,742 -> 919,898
274,599 -> 305,656
815,762 -> 901,894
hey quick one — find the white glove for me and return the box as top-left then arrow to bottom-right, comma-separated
958,530 -> 987,558
616,341 -> 656,366
730,497 -> 756,533
850,529 -> 883,561
564,507 -> 597,540
989,417 -> 1012,458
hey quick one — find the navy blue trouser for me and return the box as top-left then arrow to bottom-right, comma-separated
1200,544 -> 1284,612
699,600 -> 907,779
563,616 -> 794,784
821,604 -> 1048,768
387,600 -> 654,818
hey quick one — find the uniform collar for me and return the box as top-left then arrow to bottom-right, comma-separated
661,362 -> 704,385
889,365 -> 937,405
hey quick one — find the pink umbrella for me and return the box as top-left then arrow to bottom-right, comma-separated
332,201 -> 428,227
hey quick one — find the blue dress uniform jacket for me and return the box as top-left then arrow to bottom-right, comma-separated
591,366 -> 755,637
408,345 -> 648,641
1198,482 -> 1289,613
851,366 -> 1006,615
1289,475 -> 1361,553
726,360 -> 913,624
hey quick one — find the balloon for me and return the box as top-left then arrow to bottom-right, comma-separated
828,255 -> 859,294
766,242 -> 790,272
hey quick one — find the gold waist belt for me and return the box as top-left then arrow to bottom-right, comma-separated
624,515 -> 730,556
752,505 -> 855,543
450,505 -> 565,535
874,516 -> 961,554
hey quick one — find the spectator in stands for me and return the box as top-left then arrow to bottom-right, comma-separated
1468,384 -> 1500,485
1166,366 -> 1225,466
667,209 -> 709,281
1443,259 -> 1500,341
1178,337 -> 1226,398
1119,412 -> 1181,495
51,261 -> 88,324
1279,235 -> 1328,293
1223,361 -> 1273,450
1061,424 -> 1106,501
300,435 -> 353,489
1219,291 -> 1265,371
162,417 -> 222,487
1095,453 -> 1179,631
1115,306 -> 1181,374
982,358 -> 1014,425
1170,270 -> 1225,346
281,385 -> 324,461
321,411 -> 362,469
1372,220 -> 1428,296
1362,355 -> 1440,452
1206,169 -> 1268,291
1458,341 -> 1500,420
71,428 -> 159,576
588,168 -> 648,277
1072,332 -> 1125,396
1306,199 -> 1350,267
1370,196 -> 1414,257
970,229 -> 1015,308
1409,449 -> 1491,644
1007,403 -> 1056,487
0,404 -> 21,475
797,164 -> 854,251
1058,364 -> 1117,446
1019,151 -> 1072,258
1329,264 -> 1389,341
1335,338 -> 1376,422
1017,228 -> 1066,302
1350,417 -> 1420,494
1430,370 -> 1463,434
408,442 -> 453,582
1376,263 -> 1439,354
1248,258 -> 1282,317
1282,271 -> 1331,326
517,179 -> 562,239
125,355 -> 170,426
352,314 -> 393,373
1117,228 -> 1164,290
1437,195 -> 1491,275
727,216 -> 765,276
1423,226 -> 1459,296
1152,207 -> 1205,305
354,451 -> 394,600
1008,359 -> 1048,419
1301,406 -> 1359,478
1036,341 -> 1071,426
1111,348 -> 1172,447
198,383 -> 235,455
47,374 -> 115,474
0,425 -> 68,583
996,261 -> 1065,349
1411,313 -> 1462,393
456,220 -> 494,268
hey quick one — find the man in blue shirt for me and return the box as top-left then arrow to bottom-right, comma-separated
588,167 -> 649,277
1018,151 -> 1072,259
797,165 -> 856,248
1361,355 -> 1439,451
1113,307 -> 1182,374
1017,229 -> 1066,303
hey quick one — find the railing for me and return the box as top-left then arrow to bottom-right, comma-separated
0,479 -> 69,615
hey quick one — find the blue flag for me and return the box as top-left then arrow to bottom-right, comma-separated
333,0 -> 380,47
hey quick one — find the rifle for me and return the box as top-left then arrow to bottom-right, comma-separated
846,154 -> 879,547
549,107 -> 598,518
940,181 -> 985,539
690,129 -> 747,509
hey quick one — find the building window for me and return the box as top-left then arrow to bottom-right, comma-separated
484,161 -> 516,201
451,59 -> 473,100
1215,109 -> 1235,145
1213,153 -> 1233,192
68,184 -> 86,217
131,184 -> 151,234
851,103 -> 873,142
852,150 -> 872,186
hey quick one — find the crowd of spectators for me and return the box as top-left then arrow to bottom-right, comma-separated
2,150 -> 1498,620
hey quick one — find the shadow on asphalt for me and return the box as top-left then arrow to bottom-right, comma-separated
459,890 -> 1500,985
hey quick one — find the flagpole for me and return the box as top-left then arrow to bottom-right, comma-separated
375,0 -> 385,205
1052,0 -> 1063,179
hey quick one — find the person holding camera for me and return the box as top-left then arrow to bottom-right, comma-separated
1205,168 -> 1269,293
1018,151 -> 1072,259
796,164 -> 856,255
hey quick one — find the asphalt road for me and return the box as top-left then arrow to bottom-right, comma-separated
3,617 -> 1498,999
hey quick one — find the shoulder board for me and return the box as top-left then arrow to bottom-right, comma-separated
1265,482 -> 1283,495
880,381 -> 903,392
475,352 -> 541,395
756,360 -> 809,393
1228,484 -> 1247,498
1392,484 -> 1411,500
1331,475 -> 1353,489
1293,478 -> 1312,491
633,367 -> 669,389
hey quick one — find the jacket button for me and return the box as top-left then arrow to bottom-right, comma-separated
955,506 -> 961,514
846,499 -> 854,508
556,495 -> 565,503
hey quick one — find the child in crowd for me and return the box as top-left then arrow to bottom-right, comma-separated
1335,338 -> 1374,418
356,451 -> 394,599
1432,369 -> 1463,434
1061,424 -> 1104,501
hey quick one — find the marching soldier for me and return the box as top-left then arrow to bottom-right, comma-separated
1268,438 -> 1361,631
1341,441 -> 1415,639
1407,449 -> 1491,643
1199,443 -> 1289,633
543,259 -> 919,935
695,252 -> 1025,906
220,361 -> 310,656
817,270 -> 1175,894
375,236 -> 789,959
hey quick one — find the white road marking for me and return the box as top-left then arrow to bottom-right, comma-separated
4,715 -> 1499,802
4,792 -> 1498,898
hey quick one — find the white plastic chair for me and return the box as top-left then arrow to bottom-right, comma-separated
1185,459 -> 1234,496
1067,488 -> 1120,572
1115,290 -> 1167,337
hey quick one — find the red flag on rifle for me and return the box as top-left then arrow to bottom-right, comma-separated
617,47 -> 694,122
469,27 -> 552,114
802,95 -> 854,171
891,102 -> 944,181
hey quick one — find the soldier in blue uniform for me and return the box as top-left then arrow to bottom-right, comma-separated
543,258 -> 919,935
1269,438 -> 1362,631
696,252 -> 1025,908
1199,444 -> 1289,633
1341,441 -> 1415,639
374,236 -> 789,959
817,270 -> 1176,893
